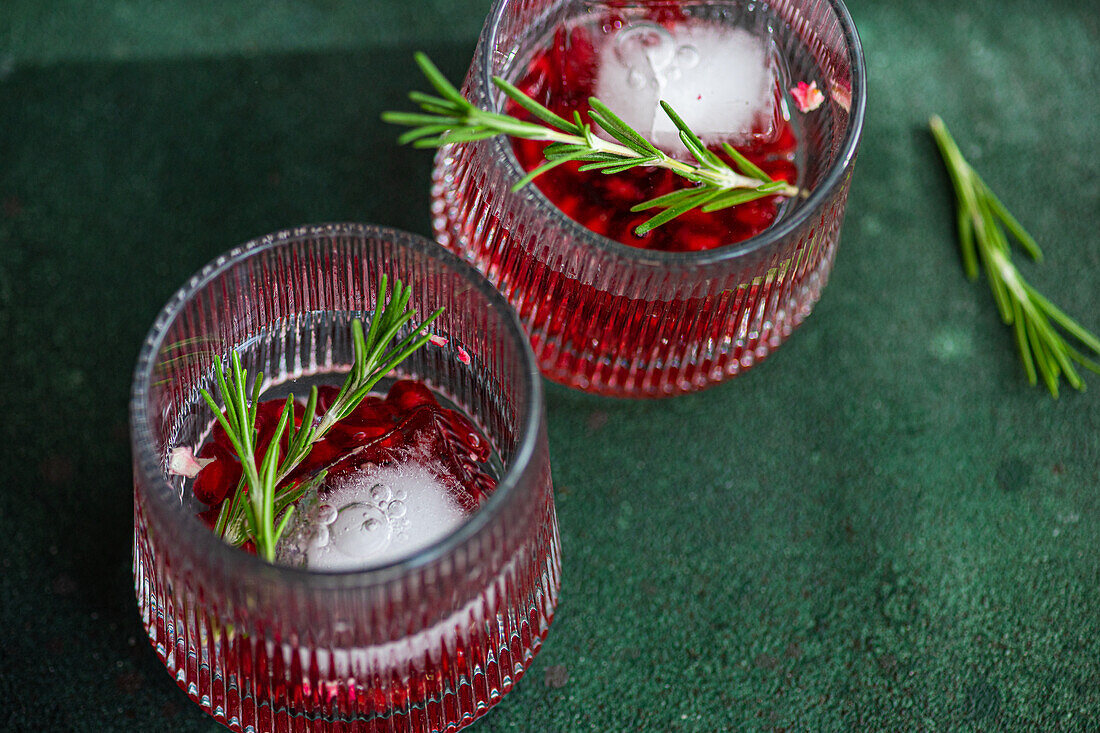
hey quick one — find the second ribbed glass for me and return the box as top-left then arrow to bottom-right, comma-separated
432,0 -> 866,397
131,224 -> 560,732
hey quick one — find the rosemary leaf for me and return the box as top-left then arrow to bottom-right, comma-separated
700,188 -> 774,213
720,142 -> 769,181
630,188 -> 704,212
636,190 -> 724,235
494,76 -> 581,134
929,114 -> 1100,396
511,150 -> 593,191
587,98 -> 663,156
413,52 -> 470,107
385,53 -> 802,237
662,101 -> 724,169
203,276 -> 442,560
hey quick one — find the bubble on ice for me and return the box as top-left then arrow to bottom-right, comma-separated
316,503 -> 338,525
279,461 -> 468,570
594,21 -> 775,154
329,503 -> 391,558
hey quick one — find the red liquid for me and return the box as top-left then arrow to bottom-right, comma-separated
136,379 -> 559,730
431,12 -> 842,396
193,379 -> 496,539
509,21 -> 799,252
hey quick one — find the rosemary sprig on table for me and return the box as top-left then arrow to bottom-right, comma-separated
202,276 -> 443,561
929,115 -> 1100,396
382,53 -> 799,236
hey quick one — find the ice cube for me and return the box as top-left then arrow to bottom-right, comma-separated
279,461 -> 468,571
594,21 -> 775,155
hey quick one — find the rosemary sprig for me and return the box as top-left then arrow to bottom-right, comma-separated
201,276 -> 443,560
929,115 -> 1100,396
382,53 -> 799,236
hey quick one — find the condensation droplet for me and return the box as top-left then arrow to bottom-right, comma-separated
386,500 -> 407,519
393,487 -> 407,501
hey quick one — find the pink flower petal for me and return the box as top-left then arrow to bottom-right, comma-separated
428,334 -> 449,347
829,79 -> 851,112
457,346 -> 471,366
790,81 -> 825,113
168,446 -> 214,478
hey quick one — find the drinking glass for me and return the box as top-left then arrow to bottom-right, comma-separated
130,224 -> 560,731
432,0 -> 866,397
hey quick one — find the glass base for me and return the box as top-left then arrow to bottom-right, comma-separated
134,494 -> 561,732
532,256 -> 836,397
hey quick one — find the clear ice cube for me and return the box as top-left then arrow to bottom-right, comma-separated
277,461 -> 467,570
594,21 -> 776,155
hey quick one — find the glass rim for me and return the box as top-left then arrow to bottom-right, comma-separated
130,223 -> 545,590
480,0 -> 867,267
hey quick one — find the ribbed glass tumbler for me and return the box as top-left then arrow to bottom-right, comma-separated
432,0 -> 866,397
130,224 -> 560,732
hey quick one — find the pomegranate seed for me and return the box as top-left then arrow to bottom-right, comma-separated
193,442 -> 241,506
387,379 -> 438,411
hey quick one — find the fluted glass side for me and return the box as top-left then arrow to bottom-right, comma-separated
131,224 -> 559,732
432,0 -> 866,397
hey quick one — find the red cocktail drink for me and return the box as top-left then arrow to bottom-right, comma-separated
432,0 -> 865,396
191,379 -> 498,569
131,225 -> 559,732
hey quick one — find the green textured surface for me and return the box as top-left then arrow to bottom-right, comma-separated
2,0 -> 1099,730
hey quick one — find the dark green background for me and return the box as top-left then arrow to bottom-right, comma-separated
2,1 -> 1098,730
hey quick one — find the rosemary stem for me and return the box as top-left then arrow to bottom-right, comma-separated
930,114 -> 1100,396
542,128 -> 785,193
201,277 -> 441,559
385,53 -> 801,234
